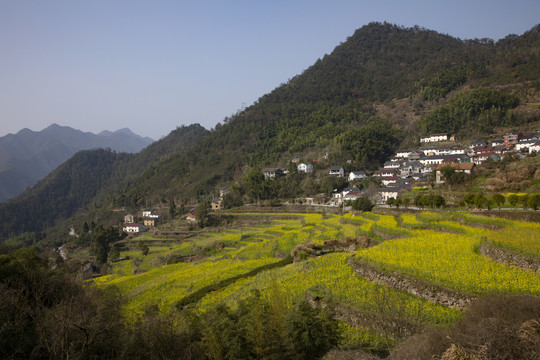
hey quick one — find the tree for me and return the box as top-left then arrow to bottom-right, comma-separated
284,299 -> 340,360
352,197 -> 375,212
137,241 -> 149,256
386,197 -> 395,207
222,192 -> 244,209
401,197 -> 410,208
464,193 -> 476,208
527,194 -> 540,210
474,193 -> 487,209
288,161 -> 298,175
414,194 -> 424,209
492,193 -> 505,210
194,202 -> 210,228
433,195 -> 446,208
90,226 -> 126,264
520,194 -> 529,210
508,194 -> 519,209
83,221 -> 90,233
242,168 -> 268,203
168,198 -> 176,218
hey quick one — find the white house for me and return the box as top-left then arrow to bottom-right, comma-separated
395,150 -> 413,158
343,191 -> 361,201
297,163 -> 313,173
383,161 -> 401,169
420,133 -> 448,143
529,141 -> 540,154
380,168 -> 397,177
329,166 -> 344,177
374,187 -> 401,204
381,176 -> 400,186
262,168 -> 283,179
515,138 -> 539,152
469,141 -> 487,149
449,146 -> 467,155
400,161 -> 423,177
123,223 -> 147,233
348,171 -> 367,181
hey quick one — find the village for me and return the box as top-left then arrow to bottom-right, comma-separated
261,131 -> 540,205
120,131 -> 539,234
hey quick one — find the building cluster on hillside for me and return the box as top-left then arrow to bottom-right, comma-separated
122,209 -> 161,233
260,130 -> 539,206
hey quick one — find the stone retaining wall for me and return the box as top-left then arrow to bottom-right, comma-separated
349,257 -> 476,311
480,242 -> 540,274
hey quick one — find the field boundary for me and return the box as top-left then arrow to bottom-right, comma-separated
480,241 -> 540,274
349,257 -> 476,310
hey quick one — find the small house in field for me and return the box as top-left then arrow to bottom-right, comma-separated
123,223 -> 147,233
211,199 -> 223,211
124,214 -> 135,223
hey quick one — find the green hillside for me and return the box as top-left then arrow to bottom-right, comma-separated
0,124 -> 208,240
2,21 -> 540,359
2,22 -> 540,241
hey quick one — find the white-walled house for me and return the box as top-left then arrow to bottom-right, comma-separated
395,150 -> 413,158
383,161 -> 401,169
420,133 -> 449,143
262,168 -> 283,179
123,223 -> 147,233
529,141 -> 540,154
329,166 -> 344,177
297,163 -> 313,173
515,138 -> 539,152
348,171 -> 367,181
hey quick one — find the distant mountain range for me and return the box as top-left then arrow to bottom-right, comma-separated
0,124 -> 153,202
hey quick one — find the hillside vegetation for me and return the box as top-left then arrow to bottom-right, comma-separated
3,210 -> 539,359
1,22 -> 540,243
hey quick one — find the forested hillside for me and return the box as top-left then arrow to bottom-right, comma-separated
1,22 -> 539,240
0,124 -> 154,202
0,124 -> 208,239
116,23 -> 539,205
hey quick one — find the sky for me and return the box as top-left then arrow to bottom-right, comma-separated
1,1 -> 539,140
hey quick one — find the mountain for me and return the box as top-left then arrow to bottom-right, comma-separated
112,23 -> 539,206
0,124 -> 154,202
0,124 -> 208,240
1,22 -> 539,241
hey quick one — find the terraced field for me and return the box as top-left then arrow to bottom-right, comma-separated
94,210 -> 540,348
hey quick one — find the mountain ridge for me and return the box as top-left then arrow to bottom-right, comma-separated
0,124 -> 154,202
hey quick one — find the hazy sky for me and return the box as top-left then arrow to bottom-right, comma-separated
1,0 -> 539,140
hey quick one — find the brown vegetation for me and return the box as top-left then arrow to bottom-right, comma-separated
389,295 -> 540,360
